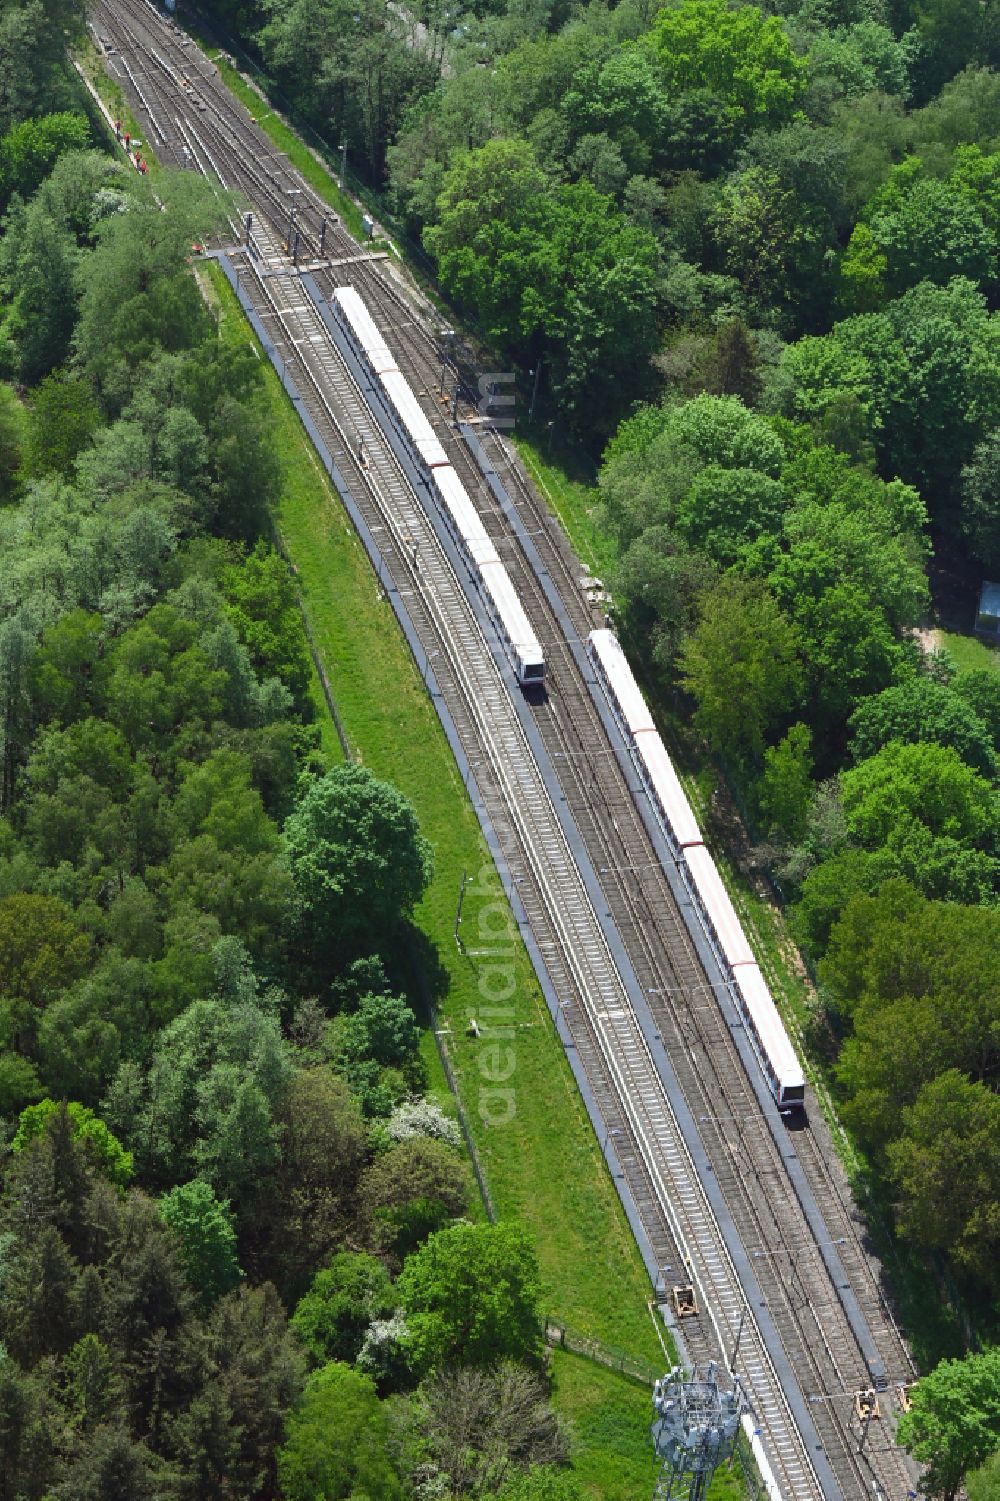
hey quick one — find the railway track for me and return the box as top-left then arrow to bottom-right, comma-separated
317,254 -> 918,1352
339,280 -> 919,1494
234,240 -> 827,1501
89,6 -> 919,1498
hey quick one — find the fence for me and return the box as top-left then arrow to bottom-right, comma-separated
422,995 -> 499,1225
543,1320 -> 663,1387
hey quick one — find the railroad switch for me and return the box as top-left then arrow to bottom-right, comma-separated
671,1284 -> 698,1318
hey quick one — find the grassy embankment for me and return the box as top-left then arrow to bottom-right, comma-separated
202,261 -> 668,1491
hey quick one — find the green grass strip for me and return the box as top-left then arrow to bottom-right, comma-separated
937,625 -> 1000,675
203,258 -> 667,1369
512,434 -> 615,579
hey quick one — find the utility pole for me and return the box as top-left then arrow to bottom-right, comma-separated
529,358 -> 542,425
339,141 -> 348,192
730,1308 -> 747,1376
286,188 -> 302,253
439,328 -> 455,394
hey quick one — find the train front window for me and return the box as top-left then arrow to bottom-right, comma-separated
783,1084 -> 805,1104
523,663 -> 545,681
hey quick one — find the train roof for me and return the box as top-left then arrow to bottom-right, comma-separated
434,465 -> 491,548
734,963 -> 804,1088
588,629 -> 655,735
414,434 -> 451,470
634,730 -> 703,849
364,345 -> 399,377
380,369 -> 448,467
684,844 -> 755,969
333,285 -> 396,367
465,533 -> 502,571
479,558 -> 544,663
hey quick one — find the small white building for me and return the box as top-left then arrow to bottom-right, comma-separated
975,581 -> 1000,639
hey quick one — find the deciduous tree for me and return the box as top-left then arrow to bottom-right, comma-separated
420,1364 -> 569,1496
840,161 -> 998,308
12,1099 -> 133,1187
646,0 -> 806,151
291,1251 -> 395,1366
898,1347 -> 1000,1500
0,111 -> 89,209
848,678 -> 997,778
887,1071 -> 1000,1287
398,1222 -> 543,1375
284,765 -> 433,955
277,1362 -> 401,1501
360,1137 -> 471,1259
960,430 -> 1000,571
758,723 -> 813,842
160,1180 -> 242,1309
679,575 -> 803,764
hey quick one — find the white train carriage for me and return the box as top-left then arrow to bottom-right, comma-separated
685,844 -> 804,1111
432,464 -> 492,550
734,964 -> 806,1111
637,733 -> 703,850
588,628 -> 654,734
434,466 -> 544,685
379,369 -> 449,470
587,630 -> 702,850
332,285 -> 397,376
684,843 -> 755,969
479,559 -> 545,684
334,286 -> 448,467
465,532 -> 503,571
333,286 -> 544,686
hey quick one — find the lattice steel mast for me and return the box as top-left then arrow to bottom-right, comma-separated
651,1362 -> 748,1501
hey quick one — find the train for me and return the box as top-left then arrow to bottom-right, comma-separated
331,285 -> 545,686
587,628 -> 806,1113
330,285 -> 800,1111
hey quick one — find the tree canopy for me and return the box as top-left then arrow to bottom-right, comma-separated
0,38 -> 571,1501
425,138 -> 659,428
899,1348 -> 1000,1500
397,1222 -> 544,1375
277,1362 -> 402,1501
284,764 -> 433,956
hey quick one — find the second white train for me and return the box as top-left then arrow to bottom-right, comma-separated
588,629 -> 805,1113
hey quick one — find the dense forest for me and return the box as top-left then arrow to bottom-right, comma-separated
0,4 -> 591,1497
199,0 -> 1000,1341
